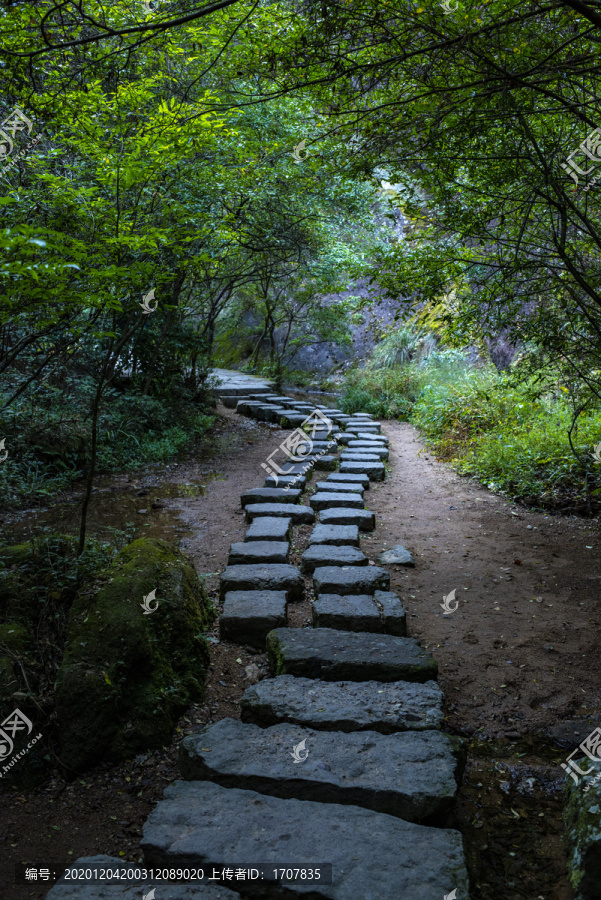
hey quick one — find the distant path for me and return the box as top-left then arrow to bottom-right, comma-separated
211,368 -> 272,395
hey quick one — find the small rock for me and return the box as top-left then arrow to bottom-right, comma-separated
245,664 -> 260,684
137,509 -> 147,515
377,545 -> 414,566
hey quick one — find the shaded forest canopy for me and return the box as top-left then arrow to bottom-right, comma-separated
1,0 -> 601,533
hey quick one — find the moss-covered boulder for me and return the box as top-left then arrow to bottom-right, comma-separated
55,538 -> 214,772
564,756 -> 601,899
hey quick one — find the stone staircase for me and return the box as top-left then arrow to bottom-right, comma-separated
47,391 -> 470,899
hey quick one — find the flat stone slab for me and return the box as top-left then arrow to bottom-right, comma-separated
344,445 -> 389,460
313,565 -> 389,596
308,524 -> 360,547
245,503 -> 315,524
228,541 -> 290,565
45,857 -> 240,899
312,454 -> 337,471
356,432 -> 388,443
237,400 -> 264,415
377,545 -> 415,566
315,481 -> 363,494
220,564 -> 303,602
264,474 -> 307,490
310,491 -> 364,511
220,395 -> 240,409
346,424 -> 381,433
325,472 -> 370,488
220,591 -> 288,648
340,451 -> 383,461
319,507 -> 375,531
375,590 -> 407,635
244,516 -> 292,542
141,782 -> 468,900
266,628 -> 438,682
241,675 -> 445,733
339,461 -> 385,481
241,487 -> 301,507
180,718 -> 461,823
300,545 -> 367,575
312,591 -> 405,635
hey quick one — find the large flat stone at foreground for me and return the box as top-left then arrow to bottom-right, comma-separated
310,491 -> 364,511
300,545 -> 367,575
245,503 -> 315,524
308,523 -> 360,547
319,507 -> 375,531
244,516 -> 292,542
339,460 -> 385,481
180,718 -> 461,823
241,675 -> 445,733
313,564 -> 389,595
266,628 -> 438,682
141,782 -> 469,900
228,541 -> 289,565
220,591 -> 287,648
45,857 -> 240,899
220,564 -> 303,602
240,487 -> 302,506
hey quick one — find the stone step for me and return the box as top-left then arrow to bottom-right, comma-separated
265,407 -> 293,424
245,503 -> 315,524
220,565 -> 303,602
280,412 -> 310,427
140,782 -> 468,900
220,591 -> 288,648
340,450 -> 383,461
300,545 -> 368,575
228,541 -> 290,565
308,524 -> 360,547
240,487 -> 301,507
179,718 -> 462,823
325,472 -> 370,488
45,856 -> 241,899
314,481 -> 363,494
265,461 -> 314,479
319,507 -> 375,531
311,454 -> 337,471
263,474 -> 307,490
220,395 -> 240,409
266,628 -> 438,682
309,491 -> 364,511
313,591 -> 406,636
313,564 -> 389,596
255,404 -> 283,422
346,423 -> 381,433
241,675 -> 445,733
356,431 -> 387,442
339,460 -> 385,481
244,516 -> 292,542
344,445 -> 389,460
237,399 -> 264,416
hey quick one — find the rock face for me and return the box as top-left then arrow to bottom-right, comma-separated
45,857 -> 240,899
141,781 -> 470,899
55,538 -> 214,772
179,718 -> 462,822
241,675 -> 445,733
266,628 -> 438,683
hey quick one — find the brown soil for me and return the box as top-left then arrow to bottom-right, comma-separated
1,408 -> 599,900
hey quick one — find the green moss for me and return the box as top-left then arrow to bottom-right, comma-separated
55,538 -> 215,772
563,759 -> 601,898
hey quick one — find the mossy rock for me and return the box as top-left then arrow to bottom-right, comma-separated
563,756 -> 601,899
55,538 -> 215,772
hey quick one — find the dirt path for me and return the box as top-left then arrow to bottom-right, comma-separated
2,407 -> 599,900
